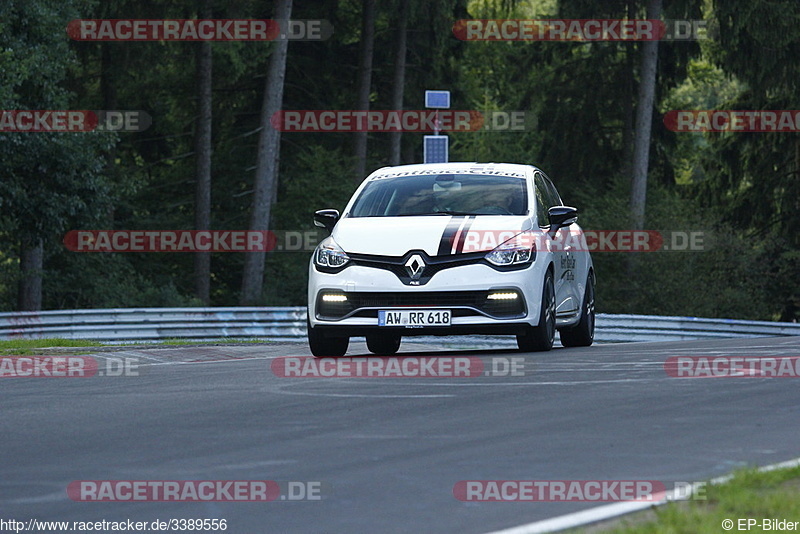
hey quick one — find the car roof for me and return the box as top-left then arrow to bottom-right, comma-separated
367,162 -> 540,179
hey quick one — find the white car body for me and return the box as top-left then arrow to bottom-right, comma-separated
307,162 -> 595,356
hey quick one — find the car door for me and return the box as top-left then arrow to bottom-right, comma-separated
536,172 -> 579,318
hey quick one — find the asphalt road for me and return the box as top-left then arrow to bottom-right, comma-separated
2,336 -> 800,533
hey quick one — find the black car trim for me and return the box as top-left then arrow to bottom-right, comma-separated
437,215 -> 468,255
453,216 -> 475,254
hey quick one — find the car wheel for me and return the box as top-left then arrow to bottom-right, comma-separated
307,317 -> 349,357
560,273 -> 595,347
517,269 -> 555,352
366,333 -> 402,355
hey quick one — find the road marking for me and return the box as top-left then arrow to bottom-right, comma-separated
2,489 -> 65,505
266,389 -> 455,399
482,456 -> 800,534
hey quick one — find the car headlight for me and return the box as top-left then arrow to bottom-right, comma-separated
485,233 -> 535,266
314,236 -> 350,269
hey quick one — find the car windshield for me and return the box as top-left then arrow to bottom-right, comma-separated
349,173 -> 528,217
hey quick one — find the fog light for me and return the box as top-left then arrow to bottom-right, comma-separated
322,294 -> 348,302
487,292 -> 518,300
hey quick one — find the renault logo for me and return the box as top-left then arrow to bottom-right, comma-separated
405,254 -> 426,279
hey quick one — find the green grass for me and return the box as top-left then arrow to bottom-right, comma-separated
0,338 -> 103,349
158,338 -> 272,345
590,465 -> 800,533
0,337 -> 273,354
0,338 -> 103,355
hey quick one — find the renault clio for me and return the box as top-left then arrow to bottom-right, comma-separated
307,162 -> 595,356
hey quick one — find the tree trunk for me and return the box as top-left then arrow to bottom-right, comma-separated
620,0 -> 635,182
100,41 -> 119,225
621,68 -> 634,182
630,0 -> 662,230
389,0 -> 410,166
18,238 -> 43,311
239,0 -> 292,306
194,0 -> 213,305
353,0 -> 376,182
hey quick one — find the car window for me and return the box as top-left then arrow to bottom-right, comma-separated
534,173 -> 552,227
349,173 -> 528,217
542,174 -> 563,207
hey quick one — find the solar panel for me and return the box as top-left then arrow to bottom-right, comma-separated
424,135 -> 449,163
424,90 -> 451,109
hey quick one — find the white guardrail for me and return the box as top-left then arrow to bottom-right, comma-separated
0,307 -> 799,343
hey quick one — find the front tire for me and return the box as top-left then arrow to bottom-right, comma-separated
366,333 -> 401,355
560,273 -> 595,347
307,317 -> 349,357
517,269 -> 555,352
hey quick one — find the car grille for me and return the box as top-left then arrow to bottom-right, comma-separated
348,251 -> 486,286
316,290 -> 525,320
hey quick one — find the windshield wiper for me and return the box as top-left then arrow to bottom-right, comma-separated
396,210 -> 477,216
433,210 -> 477,216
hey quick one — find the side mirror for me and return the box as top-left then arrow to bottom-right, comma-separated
314,209 -> 340,233
548,206 -> 578,231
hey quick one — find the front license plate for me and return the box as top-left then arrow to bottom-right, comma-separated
378,309 -> 451,327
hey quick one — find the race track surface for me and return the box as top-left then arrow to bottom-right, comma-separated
2,336 -> 799,533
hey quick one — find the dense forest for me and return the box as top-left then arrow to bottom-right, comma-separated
1,0 -> 798,322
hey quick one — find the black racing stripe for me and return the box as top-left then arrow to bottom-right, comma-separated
437,216 -> 464,256
454,216 -> 475,254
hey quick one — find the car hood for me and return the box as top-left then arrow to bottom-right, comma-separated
331,215 -> 532,257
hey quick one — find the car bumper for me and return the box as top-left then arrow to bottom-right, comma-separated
307,259 -> 550,335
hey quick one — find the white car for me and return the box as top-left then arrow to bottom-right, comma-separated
307,162 -> 595,357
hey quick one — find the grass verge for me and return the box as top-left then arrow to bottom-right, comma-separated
581,465 -> 800,533
0,338 -> 103,355
0,337 -> 273,355
158,338 -> 272,345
